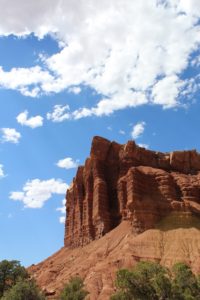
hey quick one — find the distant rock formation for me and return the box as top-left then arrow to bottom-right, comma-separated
65,136 -> 200,247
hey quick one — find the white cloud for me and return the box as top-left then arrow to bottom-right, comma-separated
175,0 -> 200,18
10,178 -> 68,208
1,128 -> 21,143
56,199 -> 66,214
56,198 -> 66,224
47,105 -> 70,122
119,130 -> 125,135
191,55 -> 200,67
0,0 -> 199,114
151,75 -> 184,108
56,157 -> 78,169
131,121 -> 146,139
0,164 -> 5,178
138,143 -> 149,149
17,110 -> 43,128
0,66 -> 54,97
59,216 -> 66,224
70,92 -> 147,119
68,86 -> 81,94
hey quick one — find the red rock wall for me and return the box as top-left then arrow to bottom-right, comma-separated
64,136 -> 200,247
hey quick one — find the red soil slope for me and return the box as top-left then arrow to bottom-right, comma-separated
29,219 -> 200,299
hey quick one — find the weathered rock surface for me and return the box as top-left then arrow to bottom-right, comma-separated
29,221 -> 200,299
65,136 -> 200,247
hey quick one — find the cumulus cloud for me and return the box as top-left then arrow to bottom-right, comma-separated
10,178 -> 68,208
0,0 -> 199,115
0,164 -> 5,178
0,66 -> 54,97
56,157 -> 78,169
131,122 -> 146,139
151,75 -> 184,108
50,92 -> 147,121
1,128 -> 21,143
17,110 -> 43,128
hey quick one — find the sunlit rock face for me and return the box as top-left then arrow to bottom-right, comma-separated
64,136 -> 200,247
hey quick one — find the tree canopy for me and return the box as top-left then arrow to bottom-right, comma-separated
0,260 -> 45,300
0,260 -> 28,297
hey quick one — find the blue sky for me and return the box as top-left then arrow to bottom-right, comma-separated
0,0 -> 200,266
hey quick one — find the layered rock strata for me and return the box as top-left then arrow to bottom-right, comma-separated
65,136 -> 200,247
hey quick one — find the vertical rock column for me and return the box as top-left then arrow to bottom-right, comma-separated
65,167 -> 84,247
92,159 -> 111,239
81,159 -> 95,245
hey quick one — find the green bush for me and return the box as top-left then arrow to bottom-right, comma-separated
0,260 -> 45,299
111,261 -> 200,300
171,263 -> 200,300
59,276 -> 88,300
2,280 -> 45,300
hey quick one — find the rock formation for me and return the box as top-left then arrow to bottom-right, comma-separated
65,136 -> 200,247
29,136 -> 200,299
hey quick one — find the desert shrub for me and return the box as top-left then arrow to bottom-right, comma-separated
2,279 -> 45,300
111,261 -> 200,300
171,262 -> 200,300
59,276 -> 88,300
111,261 -> 171,300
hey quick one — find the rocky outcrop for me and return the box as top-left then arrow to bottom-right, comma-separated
65,136 -> 200,247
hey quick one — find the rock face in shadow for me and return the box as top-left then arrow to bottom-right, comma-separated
65,136 -> 200,247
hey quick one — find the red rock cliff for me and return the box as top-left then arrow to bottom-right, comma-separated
65,136 -> 200,247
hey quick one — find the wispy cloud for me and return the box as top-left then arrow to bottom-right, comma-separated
119,130 -> 125,135
0,164 -> 5,178
47,105 -> 70,122
56,199 -> 66,224
138,143 -> 149,149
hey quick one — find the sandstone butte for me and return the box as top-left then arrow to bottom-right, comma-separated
29,136 -> 200,299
